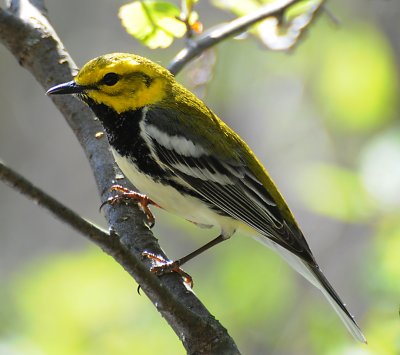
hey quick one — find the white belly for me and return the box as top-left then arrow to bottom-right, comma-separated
112,149 -> 238,235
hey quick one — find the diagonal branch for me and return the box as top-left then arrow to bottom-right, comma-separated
168,0 -> 303,74
0,160 -> 109,241
0,159 -> 217,336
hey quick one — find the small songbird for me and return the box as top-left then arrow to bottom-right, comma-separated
47,53 -> 366,342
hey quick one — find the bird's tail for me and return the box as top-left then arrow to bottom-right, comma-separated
254,236 -> 367,343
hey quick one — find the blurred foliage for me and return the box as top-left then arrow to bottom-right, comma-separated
360,128 -> 400,209
369,217 -> 400,296
0,239 -> 295,355
1,0 -> 400,354
0,250 -> 183,355
315,23 -> 397,132
298,163 -> 375,222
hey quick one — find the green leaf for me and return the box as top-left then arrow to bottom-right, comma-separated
119,1 -> 186,49
297,163 -> 375,222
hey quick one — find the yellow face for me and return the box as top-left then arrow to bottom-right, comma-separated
74,53 -> 171,113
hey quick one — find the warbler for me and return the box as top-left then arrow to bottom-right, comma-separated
47,53 -> 366,342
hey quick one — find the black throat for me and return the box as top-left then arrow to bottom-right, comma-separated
84,97 -> 166,179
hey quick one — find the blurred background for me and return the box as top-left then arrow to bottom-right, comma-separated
0,0 -> 399,354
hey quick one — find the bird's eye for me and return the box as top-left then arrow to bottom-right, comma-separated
102,72 -> 120,86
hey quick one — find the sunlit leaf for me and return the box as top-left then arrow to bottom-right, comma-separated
316,24 -> 398,132
119,1 -> 186,49
257,0 -> 322,50
297,163 -> 375,222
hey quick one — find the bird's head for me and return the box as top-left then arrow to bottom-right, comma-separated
47,53 -> 173,113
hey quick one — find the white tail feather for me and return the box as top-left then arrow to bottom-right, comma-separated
254,236 -> 367,343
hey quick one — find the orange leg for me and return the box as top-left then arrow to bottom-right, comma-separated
142,251 -> 193,288
142,234 -> 227,288
100,184 -> 160,228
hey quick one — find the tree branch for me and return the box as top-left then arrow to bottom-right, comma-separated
168,0 -> 303,74
0,1 -> 240,354
0,160 -> 233,352
0,160 -> 109,241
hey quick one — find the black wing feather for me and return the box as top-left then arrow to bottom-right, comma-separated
148,136 -> 314,262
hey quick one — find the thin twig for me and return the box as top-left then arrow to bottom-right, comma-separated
0,160 -> 109,241
168,0 -> 303,74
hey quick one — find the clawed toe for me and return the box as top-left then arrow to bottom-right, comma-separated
142,251 -> 193,288
100,184 -> 157,228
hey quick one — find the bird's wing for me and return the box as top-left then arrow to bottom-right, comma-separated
143,107 -> 366,342
142,108 -> 314,263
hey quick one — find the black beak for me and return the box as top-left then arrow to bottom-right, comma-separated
46,80 -> 85,95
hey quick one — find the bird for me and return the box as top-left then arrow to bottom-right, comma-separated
47,53 -> 366,343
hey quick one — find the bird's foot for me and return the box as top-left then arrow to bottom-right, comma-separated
100,184 -> 159,228
142,251 -> 193,288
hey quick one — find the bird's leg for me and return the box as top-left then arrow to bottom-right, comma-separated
100,184 -> 160,228
143,234 -> 227,287
142,251 -> 194,287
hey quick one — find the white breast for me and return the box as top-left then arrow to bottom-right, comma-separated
112,148 -> 238,236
